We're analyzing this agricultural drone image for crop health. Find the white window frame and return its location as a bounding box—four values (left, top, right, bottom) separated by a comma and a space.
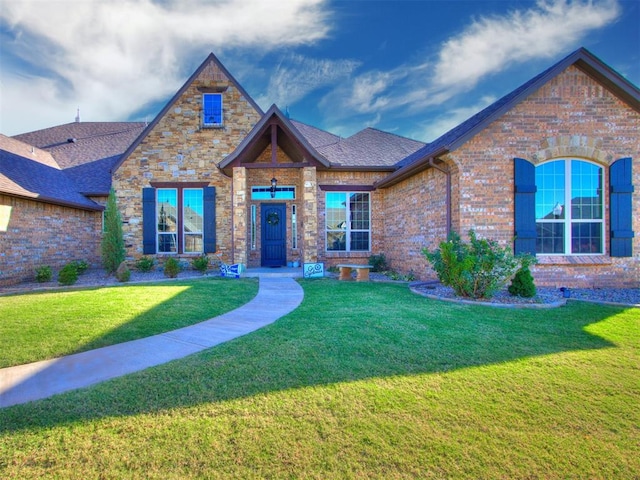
325, 192, 371, 252
202, 93, 223, 127
535, 158, 604, 255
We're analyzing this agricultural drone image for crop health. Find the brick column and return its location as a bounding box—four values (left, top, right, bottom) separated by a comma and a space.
232, 167, 247, 265
302, 167, 318, 263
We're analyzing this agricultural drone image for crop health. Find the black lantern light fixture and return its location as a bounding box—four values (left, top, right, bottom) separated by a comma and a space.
270, 176, 278, 198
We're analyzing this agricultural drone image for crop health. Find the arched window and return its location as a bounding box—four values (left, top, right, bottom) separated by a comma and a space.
535, 159, 603, 254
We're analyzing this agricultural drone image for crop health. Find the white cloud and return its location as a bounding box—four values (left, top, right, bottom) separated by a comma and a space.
412, 96, 497, 143
432, 0, 621, 91
320, 0, 621, 136
255, 54, 360, 109
0, 0, 331, 135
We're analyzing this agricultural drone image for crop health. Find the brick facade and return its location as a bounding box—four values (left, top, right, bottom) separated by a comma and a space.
383, 66, 639, 287
0, 195, 101, 286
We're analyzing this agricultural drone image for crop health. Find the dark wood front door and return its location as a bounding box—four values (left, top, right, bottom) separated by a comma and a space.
261, 203, 286, 267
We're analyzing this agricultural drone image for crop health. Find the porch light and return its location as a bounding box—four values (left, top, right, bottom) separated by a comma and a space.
270, 177, 278, 198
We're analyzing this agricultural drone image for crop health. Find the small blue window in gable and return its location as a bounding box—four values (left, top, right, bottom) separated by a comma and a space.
203, 93, 223, 127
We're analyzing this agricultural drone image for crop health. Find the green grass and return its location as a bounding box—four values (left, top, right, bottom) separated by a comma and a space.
1, 279, 638, 478
0, 277, 258, 368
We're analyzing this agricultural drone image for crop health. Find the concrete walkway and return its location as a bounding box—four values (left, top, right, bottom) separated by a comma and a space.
0, 276, 304, 408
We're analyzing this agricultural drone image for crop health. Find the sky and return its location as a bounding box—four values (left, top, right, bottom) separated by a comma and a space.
0, 0, 638, 142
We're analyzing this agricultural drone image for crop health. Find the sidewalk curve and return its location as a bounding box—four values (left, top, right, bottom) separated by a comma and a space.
0, 277, 303, 408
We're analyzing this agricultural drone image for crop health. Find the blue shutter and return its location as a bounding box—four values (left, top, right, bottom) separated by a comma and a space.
203, 186, 216, 253
514, 158, 537, 256
142, 188, 156, 254
609, 157, 634, 257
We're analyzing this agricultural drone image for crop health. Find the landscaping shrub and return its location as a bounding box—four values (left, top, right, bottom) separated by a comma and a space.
368, 253, 388, 272
58, 262, 79, 286
508, 255, 537, 298
164, 257, 181, 278
35, 265, 52, 283
136, 256, 155, 273
74, 260, 89, 275
115, 261, 131, 283
192, 255, 210, 273
101, 188, 126, 274
422, 230, 519, 299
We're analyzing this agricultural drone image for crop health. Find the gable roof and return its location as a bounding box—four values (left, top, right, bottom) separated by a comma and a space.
113, 53, 264, 173
0, 134, 102, 210
378, 47, 640, 188
219, 104, 331, 171
13, 122, 146, 195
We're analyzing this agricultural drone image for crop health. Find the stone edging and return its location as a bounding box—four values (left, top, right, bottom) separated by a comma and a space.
409, 286, 568, 309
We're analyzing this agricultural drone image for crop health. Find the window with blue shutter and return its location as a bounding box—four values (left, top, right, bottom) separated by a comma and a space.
609, 157, 634, 257
141, 186, 216, 254
513, 158, 537, 256
203, 93, 222, 127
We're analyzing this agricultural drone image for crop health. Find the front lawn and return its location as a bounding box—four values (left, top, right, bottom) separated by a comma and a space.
1, 279, 638, 478
0, 277, 258, 368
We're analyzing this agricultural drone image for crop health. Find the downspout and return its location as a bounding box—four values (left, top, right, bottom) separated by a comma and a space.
428, 158, 452, 234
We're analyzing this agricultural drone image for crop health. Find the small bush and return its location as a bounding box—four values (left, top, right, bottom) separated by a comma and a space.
58, 263, 79, 286
164, 257, 181, 278
422, 230, 519, 299
192, 255, 210, 273
508, 255, 537, 298
35, 265, 53, 283
74, 260, 89, 275
115, 261, 131, 283
136, 256, 155, 273
368, 254, 388, 272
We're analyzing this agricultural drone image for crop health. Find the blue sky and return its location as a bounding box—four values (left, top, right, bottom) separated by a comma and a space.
1, 0, 638, 141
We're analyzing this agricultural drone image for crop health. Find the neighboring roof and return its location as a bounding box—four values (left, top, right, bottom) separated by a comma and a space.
14, 122, 146, 194
114, 53, 264, 173
219, 104, 331, 170
316, 127, 425, 168
380, 48, 640, 188
0, 134, 102, 210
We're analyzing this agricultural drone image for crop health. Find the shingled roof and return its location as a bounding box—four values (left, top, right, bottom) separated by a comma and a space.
0, 135, 102, 210
13, 122, 146, 195
315, 127, 425, 168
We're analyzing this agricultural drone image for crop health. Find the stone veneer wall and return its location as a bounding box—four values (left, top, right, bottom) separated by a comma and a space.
112, 60, 262, 263
384, 66, 639, 287
0, 195, 101, 286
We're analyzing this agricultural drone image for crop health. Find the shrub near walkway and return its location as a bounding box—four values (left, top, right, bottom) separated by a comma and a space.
1, 280, 638, 478
0, 277, 258, 368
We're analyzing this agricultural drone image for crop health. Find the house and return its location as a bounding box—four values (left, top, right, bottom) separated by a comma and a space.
1, 47, 638, 288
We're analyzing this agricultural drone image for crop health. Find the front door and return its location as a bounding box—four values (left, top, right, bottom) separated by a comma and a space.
261, 203, 286, 267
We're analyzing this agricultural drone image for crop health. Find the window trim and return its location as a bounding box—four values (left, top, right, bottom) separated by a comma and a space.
535, 158, 604, 255
325, 191, 371, 253
202, 93, 223, 128
155, 186, 205, 255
